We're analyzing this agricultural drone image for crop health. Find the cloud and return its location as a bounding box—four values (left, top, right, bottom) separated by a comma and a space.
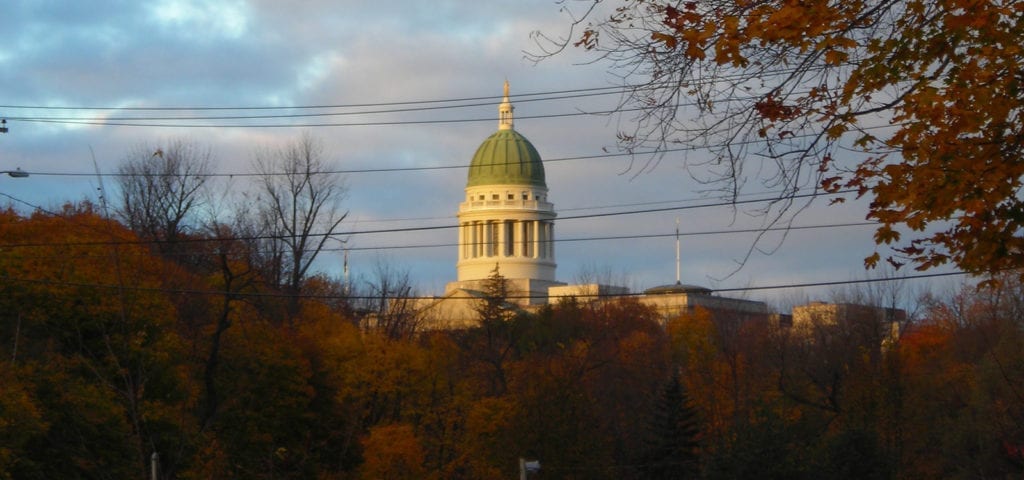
0, 0, 947, 308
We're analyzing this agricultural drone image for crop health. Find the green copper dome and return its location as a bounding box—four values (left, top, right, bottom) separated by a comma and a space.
467, 129, 546, 187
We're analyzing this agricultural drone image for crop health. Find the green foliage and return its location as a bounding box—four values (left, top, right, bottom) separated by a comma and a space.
474, 264, 514, 326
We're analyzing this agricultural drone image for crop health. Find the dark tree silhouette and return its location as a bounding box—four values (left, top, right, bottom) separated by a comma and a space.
643, 372, 701, 479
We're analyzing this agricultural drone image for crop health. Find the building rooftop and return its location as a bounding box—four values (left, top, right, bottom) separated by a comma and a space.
644, 282, 713, 295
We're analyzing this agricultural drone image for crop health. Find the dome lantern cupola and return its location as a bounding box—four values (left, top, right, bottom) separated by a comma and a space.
499, 80, 514, 130
467, 82, 546, 188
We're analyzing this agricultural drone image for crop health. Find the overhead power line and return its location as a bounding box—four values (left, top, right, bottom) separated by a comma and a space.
0, 66, 827, 113
22, 122, 896, 179
0, 221, 878, 261
25, 146, 671, 178
13, 106, 645, 128
0, 189, 858, 250
0, 269, 970, 302
4, 90, 623, 122
0, 85, 628, 112
2, 64, 845, 127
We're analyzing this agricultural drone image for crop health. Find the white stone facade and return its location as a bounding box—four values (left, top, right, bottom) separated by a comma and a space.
456, 183, 556, 283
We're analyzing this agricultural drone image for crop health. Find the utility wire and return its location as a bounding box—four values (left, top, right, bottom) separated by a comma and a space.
0, 65, 828, 113
13, 106, 645, 128
20, 122, 894, 179
2, 64, 848, 127
0, 190, 858, 250
24, 147, 673, 178
5, 90, 623, 122
0, 84, 628, 111
0, 221, 877, 261
0, 269, 971, 301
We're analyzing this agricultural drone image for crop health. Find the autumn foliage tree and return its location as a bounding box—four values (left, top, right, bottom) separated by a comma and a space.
2, 195, 1022, 477
539, 0, 1024, 276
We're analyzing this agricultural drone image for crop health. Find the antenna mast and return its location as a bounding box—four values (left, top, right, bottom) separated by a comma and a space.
675, 218, 681, 285
343, 248, 350, 295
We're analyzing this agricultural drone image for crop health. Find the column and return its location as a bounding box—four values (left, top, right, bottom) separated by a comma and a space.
536, 220, 544, 257
537, 220, 546, 258
521, 221, 532, 258
547, 222, 555, 259
476, 221, 484, 258
459, 222, 466, 259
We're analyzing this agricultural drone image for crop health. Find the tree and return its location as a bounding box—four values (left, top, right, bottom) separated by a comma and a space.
472, 265, 519, 396
642, 373, 701, 479
538, 0, 1024, 276
196, 221, 261, 429
252, 133, 348, 318
116, 138, 210, 259
474, 264, 515, 326
0, 204, 195, 478
359, 424, 429, 480
356, 259, 420, 339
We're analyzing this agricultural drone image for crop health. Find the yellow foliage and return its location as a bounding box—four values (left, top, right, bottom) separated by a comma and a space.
568, 0, 1024, 277
359, 424, 429, 480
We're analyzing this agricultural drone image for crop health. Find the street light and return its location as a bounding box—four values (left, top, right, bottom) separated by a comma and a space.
0, 118, 23, 177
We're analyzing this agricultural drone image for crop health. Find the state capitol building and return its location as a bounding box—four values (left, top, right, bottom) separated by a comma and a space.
413, 82, 769, 327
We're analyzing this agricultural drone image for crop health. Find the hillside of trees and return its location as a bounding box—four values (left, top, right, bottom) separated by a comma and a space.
0, 139, 1022, 478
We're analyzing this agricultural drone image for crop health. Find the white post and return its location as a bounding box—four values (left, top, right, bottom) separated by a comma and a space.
519, 458, 540, 479
151, 452, 159, 480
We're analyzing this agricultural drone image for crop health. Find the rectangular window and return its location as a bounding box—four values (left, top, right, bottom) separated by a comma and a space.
485, 221, 497, 257
462, 223, 469, 259
504, 220, 515, 256
522, 221, 534, 258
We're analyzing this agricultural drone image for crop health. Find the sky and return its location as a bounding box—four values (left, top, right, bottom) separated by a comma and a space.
0, 0, 963, 311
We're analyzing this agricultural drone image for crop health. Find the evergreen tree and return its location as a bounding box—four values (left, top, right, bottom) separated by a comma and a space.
643, 372, 701, 479
472, 265, 519, 396
474, 263, 513, 326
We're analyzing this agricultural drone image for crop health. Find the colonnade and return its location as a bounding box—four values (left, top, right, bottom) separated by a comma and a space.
459, 219, 554, 260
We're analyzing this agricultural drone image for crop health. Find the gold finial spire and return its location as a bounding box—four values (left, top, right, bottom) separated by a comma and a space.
498, 80, 514, 130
